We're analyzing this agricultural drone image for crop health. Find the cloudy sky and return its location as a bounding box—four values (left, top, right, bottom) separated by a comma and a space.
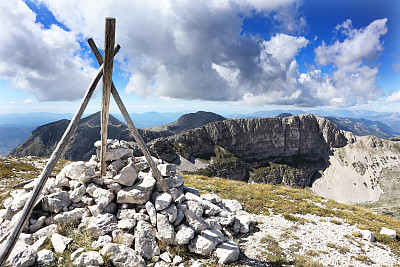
0, 0, 399, 115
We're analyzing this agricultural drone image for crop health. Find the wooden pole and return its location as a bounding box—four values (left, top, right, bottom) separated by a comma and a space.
88, 38, 170, 193
0, 46, 120, 267
100, 17, 116, 177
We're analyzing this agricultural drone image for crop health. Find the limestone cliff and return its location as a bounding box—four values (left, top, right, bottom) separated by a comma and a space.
149, 114, 347, 163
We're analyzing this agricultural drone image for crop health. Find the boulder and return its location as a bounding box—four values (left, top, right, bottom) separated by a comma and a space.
222, 199, 242, 213
63, 161, 87, 180
189, 230, 226, 256
30, 216, 47, 233
51, 233, 72, 253
73, 251, 104, 266
86, 213, 118, 239
145, 201, 157, 226
7, 244, 36, 267
69, 185, 86, 203
157, 164, 176, 177
134, 220, 160, 260
100, 243, 146, 267
234, 210, 253, 234
117, 219, 136, 230
108, 159, 126, 172
93, 188, 115, 212
175, 224, 195, 245
360, 230, 375, 242
159, 204, 177, 223
156, 214, 175, 244
100, 147, 133, 161
33, 224, 58, 239
54, 208, 86, 226
42, 191, 71, 213
91, 235, 112, 250
37, 249, 55, 265
31, 236, 48, 251
117, 174, 156, 205
380, 227, 397, 239
78, 167, 96, 184
154, 192, 172, 211
114, 162, 138, 186
117, 208, 136, 220
215, 241, 240, 264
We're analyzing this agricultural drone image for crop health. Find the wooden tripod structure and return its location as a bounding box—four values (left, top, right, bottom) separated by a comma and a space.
0, 17, 168, 266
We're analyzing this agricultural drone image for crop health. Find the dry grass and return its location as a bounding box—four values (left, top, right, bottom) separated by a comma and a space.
182, 174, 400, 257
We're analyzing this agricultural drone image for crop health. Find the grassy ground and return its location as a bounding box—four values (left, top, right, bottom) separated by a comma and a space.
182, 174, 400, 258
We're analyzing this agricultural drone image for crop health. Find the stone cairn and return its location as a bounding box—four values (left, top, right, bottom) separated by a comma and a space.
0, 139, 254, 266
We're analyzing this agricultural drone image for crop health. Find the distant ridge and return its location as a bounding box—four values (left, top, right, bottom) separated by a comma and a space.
9, 111, 226, 160
146, 111, 226, 134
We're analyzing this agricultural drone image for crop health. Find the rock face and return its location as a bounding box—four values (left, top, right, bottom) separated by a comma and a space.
149, 114, 347, 163
0, 139, 247, 266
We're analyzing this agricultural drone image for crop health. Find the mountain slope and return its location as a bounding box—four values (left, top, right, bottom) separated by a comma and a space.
324, 116, 399, 138
9, 111, 226, 160
146, 111, 226, 134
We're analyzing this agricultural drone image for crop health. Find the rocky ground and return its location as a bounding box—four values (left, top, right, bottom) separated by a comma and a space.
0, 140, 400, 266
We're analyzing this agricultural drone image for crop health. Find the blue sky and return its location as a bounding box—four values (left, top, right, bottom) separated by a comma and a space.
0, 0, 399, 115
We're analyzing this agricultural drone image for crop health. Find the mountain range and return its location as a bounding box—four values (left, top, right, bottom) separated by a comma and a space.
3, 109, 400, 157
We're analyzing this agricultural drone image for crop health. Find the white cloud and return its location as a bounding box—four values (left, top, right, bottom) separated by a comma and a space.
9, 101, 17, 104
1, 1, 388, 108
24, 98, 33, 104
387, 91, 400, 103
306, 18, 388, 106
0, 0, 96, 101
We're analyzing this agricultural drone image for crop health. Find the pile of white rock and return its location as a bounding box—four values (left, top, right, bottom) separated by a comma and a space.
0, 139, 253, 266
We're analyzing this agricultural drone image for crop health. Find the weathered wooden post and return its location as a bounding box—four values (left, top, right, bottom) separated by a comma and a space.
100, 17, 116, 177
0, 45, 121, 266
87, 38, 170, 193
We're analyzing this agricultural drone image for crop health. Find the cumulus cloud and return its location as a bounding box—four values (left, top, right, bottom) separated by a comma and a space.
387, 91, 400, 103
24, 98, 33, 104
0, 0, 96, 101
1, 1, 388, 107
308, 18, 388, 106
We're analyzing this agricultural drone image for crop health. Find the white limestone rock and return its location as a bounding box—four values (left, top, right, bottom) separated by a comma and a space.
100, 243, 146, 267
31, 236, 48, 251
33, 224, 58, 239
201, 193, 222, 204
69, 184, 86, 203
70, 248, 85, 261
360, 229, 375, 242
42, 191, 71, 213
117, 219, 136, 230
157, 163, 176, 177
234, 210, 253, 234
30, 215, 47, 233
91, 235, 112, 250
154, 192, 172, 211
86, 183, 101, 196
117, 208, 136, 220
134, 220, 160, 260
159, 204, 178, 223
93, 188, 115, 212
87, 213, 118, 239
114, 162, 138, 186
73, 251, 104, 266
51, 233, 73, 253
222, 199, 243, 213
37, 249, 55, 265
175, 224, 195, 245
215, 241, 240, 264
380, 227, 397, 239
145, 201, 157, 226
108, 159, 126, 172
116, 174, 156, 205
78, 166, 96, 184
99, 147, 133, 161
157, 214, 175, 244
189, 230, 226, 256
54, 208, 86, 226
160, 251, 172, 263
63, 161, 87, 180
6, 244, 36, 267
